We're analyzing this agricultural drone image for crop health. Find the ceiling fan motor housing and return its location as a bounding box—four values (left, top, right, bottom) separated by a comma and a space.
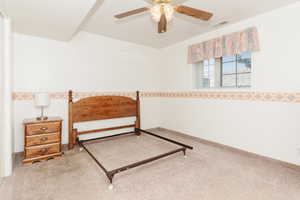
151, 3, 174, 22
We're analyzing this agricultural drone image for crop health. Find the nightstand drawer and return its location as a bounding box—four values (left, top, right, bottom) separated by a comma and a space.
25, 143, 60, 158
26, 132, 60, 146
26, 122, 60, 135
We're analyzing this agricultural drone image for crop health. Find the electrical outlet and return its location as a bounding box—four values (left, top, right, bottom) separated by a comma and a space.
297, 148, 300, 155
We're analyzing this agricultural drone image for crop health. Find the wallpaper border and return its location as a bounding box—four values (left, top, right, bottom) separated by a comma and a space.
13, 91, 300, 103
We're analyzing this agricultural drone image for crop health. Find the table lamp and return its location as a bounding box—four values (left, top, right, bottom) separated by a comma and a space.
34, 93, 50, 120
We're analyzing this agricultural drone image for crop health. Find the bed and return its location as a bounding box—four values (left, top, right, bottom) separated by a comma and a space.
68, 90, 193, 189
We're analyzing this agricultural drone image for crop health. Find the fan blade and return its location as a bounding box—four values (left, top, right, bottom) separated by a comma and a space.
115, 7, 149, 19
158, 13, 167, 33
175, 5, 213, 21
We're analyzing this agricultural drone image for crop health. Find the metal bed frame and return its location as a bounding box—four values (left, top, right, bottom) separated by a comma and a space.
68, 90, 193, 189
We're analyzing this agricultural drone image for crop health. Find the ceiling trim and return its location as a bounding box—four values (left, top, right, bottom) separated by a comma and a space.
70, 0, 105, 40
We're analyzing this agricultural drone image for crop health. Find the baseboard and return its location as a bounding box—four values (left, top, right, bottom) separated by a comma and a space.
157, 127, 300, 172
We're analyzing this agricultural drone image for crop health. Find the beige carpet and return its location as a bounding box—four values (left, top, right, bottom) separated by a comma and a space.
1, 129, 300, 200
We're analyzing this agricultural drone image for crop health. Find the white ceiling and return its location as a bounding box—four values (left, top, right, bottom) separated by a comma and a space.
2, 0, 298, 48
3, 0, 96, 41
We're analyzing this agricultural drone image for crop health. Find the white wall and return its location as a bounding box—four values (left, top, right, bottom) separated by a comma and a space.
13, 32, 163, 152
0, 14, 13, 177
159, 3, 300, 165
0, 13, 4, 178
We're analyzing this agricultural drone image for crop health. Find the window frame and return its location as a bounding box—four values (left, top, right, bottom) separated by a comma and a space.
220, 54, 251, 88
193, 53, 252, 89
203, 59, 216, 88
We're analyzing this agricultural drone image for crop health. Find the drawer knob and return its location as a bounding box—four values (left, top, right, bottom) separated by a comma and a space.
39, 148, 48, 154
40, 137, 48, 142
40, 127, 48, 131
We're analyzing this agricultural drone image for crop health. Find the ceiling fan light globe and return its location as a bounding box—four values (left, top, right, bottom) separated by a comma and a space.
150, 3, 174, 22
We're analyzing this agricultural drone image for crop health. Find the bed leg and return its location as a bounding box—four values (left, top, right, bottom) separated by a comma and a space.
108, 173, 115, 190
77, 138, 83, 152
183, 148, 187, 158
108, 184, 114, 190
135, 128, 141, 136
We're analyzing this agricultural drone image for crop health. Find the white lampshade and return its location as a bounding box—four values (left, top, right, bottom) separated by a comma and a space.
34, 93, 50, 107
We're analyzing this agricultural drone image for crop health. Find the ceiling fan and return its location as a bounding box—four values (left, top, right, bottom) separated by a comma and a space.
114, 0, 213, 33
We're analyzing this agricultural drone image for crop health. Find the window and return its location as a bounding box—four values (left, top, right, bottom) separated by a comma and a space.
193, 52, 251, 88
222, 52, 251, 88
203, 59, 215, 88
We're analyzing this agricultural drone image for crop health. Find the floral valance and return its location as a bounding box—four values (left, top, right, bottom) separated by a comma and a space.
188, 27, 260, 64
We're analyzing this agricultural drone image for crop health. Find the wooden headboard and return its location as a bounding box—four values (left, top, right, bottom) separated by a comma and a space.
68, 90, 140, 149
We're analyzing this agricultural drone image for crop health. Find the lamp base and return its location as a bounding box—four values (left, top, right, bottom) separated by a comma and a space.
36, 116, 48, 121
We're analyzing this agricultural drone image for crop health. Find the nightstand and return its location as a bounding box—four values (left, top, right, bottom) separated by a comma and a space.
23, 117, 63, 164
